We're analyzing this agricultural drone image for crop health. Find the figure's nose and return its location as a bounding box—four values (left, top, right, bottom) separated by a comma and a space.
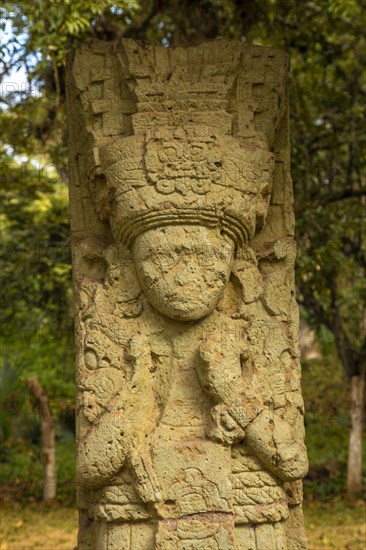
174, 262, 198, 286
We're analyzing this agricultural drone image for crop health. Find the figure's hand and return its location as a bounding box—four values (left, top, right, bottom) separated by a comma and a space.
197, 331, 243, 403
129, 442, 162, 504
121, 334, 158, 442
197, 330, 264, 444
77, 334, 158, 489
245, 408, 309, 481
207, 403, 246, 445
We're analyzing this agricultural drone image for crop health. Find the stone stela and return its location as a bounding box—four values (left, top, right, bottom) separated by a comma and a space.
66, 39, 309, 549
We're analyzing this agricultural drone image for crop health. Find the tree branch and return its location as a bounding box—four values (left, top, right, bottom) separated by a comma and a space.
296, 187, 366, 213
329, 278, 359, 378
297, 280, 332, 331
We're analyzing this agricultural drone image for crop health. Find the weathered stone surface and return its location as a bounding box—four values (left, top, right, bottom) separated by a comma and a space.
66, 39, 308, 549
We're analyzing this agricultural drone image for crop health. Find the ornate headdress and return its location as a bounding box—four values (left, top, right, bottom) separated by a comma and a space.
88, 124, 274, 248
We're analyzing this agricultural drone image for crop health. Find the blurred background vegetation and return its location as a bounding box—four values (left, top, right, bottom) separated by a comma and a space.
0, 1, 365, 544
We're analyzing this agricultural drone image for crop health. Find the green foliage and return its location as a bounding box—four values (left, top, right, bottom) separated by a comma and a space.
0, 147, 75, 502
0, 432, 76, 504
1, 154, 72, 326
0, 354, 26, 442
246, 0, 366, 375
302, 356, 366, 500
0, 0, 365, 502
55, 436, 76, 504
2, 1, 138, 66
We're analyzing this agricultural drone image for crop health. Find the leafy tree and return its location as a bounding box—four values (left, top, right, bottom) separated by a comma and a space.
1, 0, 365, 499
254, 0, 366, 499
0, 147, 74, 500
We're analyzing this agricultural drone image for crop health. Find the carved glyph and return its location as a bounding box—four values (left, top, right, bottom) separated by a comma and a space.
67, 39, 308, 549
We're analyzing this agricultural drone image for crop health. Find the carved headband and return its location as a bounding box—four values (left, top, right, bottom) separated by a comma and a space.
87, 126, 274, 247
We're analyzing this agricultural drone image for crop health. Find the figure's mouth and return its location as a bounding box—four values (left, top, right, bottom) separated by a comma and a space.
158, 293, 217, 321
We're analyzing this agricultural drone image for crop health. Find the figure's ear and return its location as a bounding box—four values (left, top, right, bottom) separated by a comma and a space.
88, 173, 116, 223
231, 249, 264, 305
84, 146, 115, 225
255, 154, 275, 232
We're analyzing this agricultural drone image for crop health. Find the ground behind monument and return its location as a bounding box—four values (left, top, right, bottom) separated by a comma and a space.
1, 500, 365, 549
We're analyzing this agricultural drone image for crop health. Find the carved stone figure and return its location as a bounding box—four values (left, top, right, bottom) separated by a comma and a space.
67, 39, 308, 549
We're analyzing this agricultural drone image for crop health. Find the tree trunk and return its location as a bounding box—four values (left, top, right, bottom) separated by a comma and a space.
346, 371, 365, 498
27, 378, 57, 501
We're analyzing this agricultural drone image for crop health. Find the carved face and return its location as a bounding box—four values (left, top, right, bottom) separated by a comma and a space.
132, 226, 235, 321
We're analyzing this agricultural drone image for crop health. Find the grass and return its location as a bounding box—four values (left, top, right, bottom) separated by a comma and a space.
304, 500, 366, 550
0, 504, 77, 550
0, 500, 364, 549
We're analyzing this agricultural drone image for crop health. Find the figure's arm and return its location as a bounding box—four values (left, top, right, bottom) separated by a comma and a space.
77, 338, 158, 489
77, 391, 132, 489
244, 408, 308, 481
197, 332, 308, 482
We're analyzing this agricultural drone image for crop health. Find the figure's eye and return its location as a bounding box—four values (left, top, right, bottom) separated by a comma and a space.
157, 250, 179, 271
